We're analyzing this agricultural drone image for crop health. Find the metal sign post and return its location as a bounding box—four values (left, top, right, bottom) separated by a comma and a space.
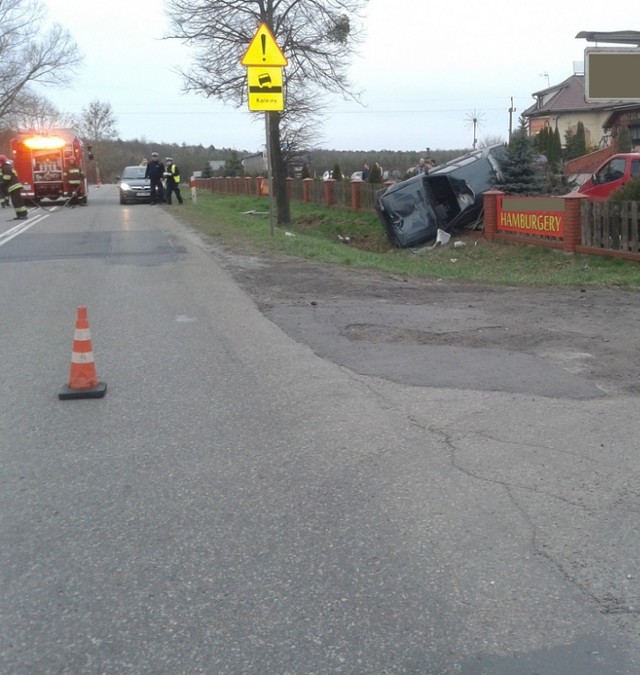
241, 23, 287, 237
265, 112, 275, 237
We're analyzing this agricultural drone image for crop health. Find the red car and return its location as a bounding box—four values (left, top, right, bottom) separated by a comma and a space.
578, 153, 640, 200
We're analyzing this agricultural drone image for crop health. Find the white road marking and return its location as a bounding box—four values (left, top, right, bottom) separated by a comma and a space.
0, 211, 49, 247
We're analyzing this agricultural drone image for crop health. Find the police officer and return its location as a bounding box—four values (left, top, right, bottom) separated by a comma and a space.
0, 154, 28, 219
64, 156, 84, 205
144, 151, 165, 204
164, 157, 183, 205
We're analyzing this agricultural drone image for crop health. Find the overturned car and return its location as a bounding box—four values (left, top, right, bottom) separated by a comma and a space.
374, 144, 507, 248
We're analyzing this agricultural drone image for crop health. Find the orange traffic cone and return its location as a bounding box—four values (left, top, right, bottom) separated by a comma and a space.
58, 306, 107, 400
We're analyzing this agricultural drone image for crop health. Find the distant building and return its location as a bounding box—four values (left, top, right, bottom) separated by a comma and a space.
522, 70, 640, 150
208, 160, 226, 174
242, 152, 267, 175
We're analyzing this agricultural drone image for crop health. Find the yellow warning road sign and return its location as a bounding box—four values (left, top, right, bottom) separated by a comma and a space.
247, 67, 284, 111
241, 23, 287, 67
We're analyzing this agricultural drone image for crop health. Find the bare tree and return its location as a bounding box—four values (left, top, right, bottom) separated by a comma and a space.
8, 92, 77, 132
278, 90, 327, 174
76, 99, 119, 184
165, 0, 367, 225
0, 0, 82, 130
479, 135, 506, 149
77, 99, 118, 142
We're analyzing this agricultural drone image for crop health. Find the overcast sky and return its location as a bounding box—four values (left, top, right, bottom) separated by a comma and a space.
40, 0, 633, 153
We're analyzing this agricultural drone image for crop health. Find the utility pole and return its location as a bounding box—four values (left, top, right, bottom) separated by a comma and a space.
508, 97, 516, 141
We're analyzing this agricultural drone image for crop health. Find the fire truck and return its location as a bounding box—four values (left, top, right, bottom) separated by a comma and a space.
9, 129, 92, 205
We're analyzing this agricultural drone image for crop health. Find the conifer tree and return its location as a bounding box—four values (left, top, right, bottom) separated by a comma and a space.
497, 117, 546, 195
367, 162, 382, 184
616, 124, 633, 153
222, 150, 244, 177
540, 125, 562, 171
552, 127, 563, 167
533, 127, 545, 155
543, 128, 552, 158
575, 121, 587, 156
564, 122, 587, 160
563, 129, 574, 160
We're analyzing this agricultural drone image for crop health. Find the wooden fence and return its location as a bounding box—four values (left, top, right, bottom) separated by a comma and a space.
580, 199, 640, 257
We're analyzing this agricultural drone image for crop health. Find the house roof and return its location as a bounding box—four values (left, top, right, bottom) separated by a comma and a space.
602, 103, 640, 127
522, 74, 620, 118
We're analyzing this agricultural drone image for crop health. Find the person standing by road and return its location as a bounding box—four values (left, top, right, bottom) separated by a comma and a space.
164, 157, 183, 205
0, 154, 28, 219
64, 156, 85, 206
145, 152, 165, 204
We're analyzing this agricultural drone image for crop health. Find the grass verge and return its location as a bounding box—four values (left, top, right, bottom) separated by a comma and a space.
172, 191, 640, 290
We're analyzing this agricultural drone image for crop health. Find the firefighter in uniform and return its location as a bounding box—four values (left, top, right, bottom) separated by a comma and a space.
0, 154, 28, 219
64, 156, 84, 205
1, 160, 10, 208
164, 157, 183, 205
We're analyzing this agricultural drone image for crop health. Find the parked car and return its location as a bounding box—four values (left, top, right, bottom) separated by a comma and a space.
374, 144, 508, 248
322, 170, 346, 181
577, 153, 640, 200
118, 165, 151, 204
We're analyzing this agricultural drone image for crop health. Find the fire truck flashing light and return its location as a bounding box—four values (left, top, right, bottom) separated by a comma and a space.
22, 135, 66, 150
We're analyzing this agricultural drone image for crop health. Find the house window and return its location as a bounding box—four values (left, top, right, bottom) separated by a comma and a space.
530, 118, 549, 134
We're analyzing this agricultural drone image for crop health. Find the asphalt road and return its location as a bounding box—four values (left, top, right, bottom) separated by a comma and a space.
1, 186, 639, 674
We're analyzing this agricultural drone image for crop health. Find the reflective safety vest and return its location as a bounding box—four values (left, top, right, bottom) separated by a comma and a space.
1, 162, 22, 194
67, 166, 82, 186
167, 163, 180, 184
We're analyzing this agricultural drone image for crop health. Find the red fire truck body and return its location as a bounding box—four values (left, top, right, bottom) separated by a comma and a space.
10, 129, 90, 205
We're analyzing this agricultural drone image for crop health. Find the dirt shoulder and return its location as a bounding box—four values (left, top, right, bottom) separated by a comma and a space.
207, 244, 640, 398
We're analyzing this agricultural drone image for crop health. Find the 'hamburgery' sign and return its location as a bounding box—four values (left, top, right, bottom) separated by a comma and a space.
497, 196, 565, 238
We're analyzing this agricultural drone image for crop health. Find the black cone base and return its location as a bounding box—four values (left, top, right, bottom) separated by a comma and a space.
58, 381, 107, 400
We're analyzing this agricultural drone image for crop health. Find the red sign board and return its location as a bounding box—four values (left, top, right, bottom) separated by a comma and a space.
497, 196, 565, 238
